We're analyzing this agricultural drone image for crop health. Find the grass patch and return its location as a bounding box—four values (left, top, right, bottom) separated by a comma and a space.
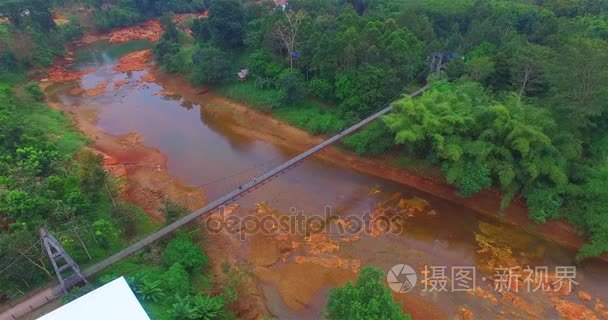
216, 81, 346, 135
274, 103, 345, 135
26, 103, 87, 156
215, 81, 282, 111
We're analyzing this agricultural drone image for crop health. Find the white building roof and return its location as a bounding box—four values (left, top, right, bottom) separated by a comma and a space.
38, 277, 150, 320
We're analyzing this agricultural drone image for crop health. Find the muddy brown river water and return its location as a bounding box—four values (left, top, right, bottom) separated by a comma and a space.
46, 40, 608, 319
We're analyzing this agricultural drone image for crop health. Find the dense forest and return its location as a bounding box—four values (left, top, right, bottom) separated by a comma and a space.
151, 0, 608, 260
1, 0, 608, 318
0, 2, 240, 318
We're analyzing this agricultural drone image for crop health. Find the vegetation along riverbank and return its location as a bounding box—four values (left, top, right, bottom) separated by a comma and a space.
1, 0, 608, 319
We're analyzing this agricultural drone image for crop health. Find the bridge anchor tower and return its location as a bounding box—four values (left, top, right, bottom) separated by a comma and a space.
40, 228, 88, 294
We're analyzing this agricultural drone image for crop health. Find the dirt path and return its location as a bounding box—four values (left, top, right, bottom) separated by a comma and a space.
0, 288, 60, 320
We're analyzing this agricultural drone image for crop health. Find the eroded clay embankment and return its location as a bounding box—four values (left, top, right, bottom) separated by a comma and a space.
41, 39, 608, 318
47, 99, 205, 219
151, 71, 590, 256
42, 45, 268, 319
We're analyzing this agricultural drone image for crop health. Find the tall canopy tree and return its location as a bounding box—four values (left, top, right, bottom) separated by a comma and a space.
207, 0, 246, 49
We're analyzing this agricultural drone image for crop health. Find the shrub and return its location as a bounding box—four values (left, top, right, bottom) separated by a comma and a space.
191, 295, 225, 320
278, 69, 306, 105
190, 44, 232, 85
325, 266, 410, 320
170, 298, 198, 320
163, 233, 209, 272
58, 19, 85, 42
25, 82, 44, 101
137, 279, 165, 303
308, 78, 333, 100
77, 151, 106, 199
343, 121, 394, 156
247, 49, 273, 77
160, 199, 188, 225
163, 263, 191, 296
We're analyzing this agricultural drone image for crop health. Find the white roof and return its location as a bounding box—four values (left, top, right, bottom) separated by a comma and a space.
38, 277, 150, 320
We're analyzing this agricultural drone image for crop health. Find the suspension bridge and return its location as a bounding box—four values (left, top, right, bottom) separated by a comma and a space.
1, 62, 439, 319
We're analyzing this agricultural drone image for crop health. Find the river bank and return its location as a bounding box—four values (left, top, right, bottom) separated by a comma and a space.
35, 32, 608, 319
52, 8, 596, 262
151, 69, 591, 257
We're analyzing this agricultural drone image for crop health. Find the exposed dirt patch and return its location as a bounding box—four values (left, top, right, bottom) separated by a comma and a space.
141, 72, 156, 83
152, 88, 177, 96
458, 307, 474, 320
201, 206, 270, 320
114, 49, 152, 73
52, 12, 70, 25
237, 203, 362, 313
46, 100, 205, 220
173, 11, 208, 25
551, 297, 599, 320
113, 79, 129, 89
109, 19, 163, 44
255, 263, 355, 311
46, 65, 92, 83
85, 81, 109, 97
68, 86, 85, 96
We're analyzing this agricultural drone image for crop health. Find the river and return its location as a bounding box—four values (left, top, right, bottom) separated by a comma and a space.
46, 40, 608, 319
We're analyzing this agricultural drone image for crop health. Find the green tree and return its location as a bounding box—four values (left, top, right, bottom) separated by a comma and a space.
278, 69, 306, 105
25, 82, 44, 101
77, 151, 106, 199
510, 43, 552, 97
343, 121, 394, 156
191, 18, 211, 42
163, 233, 209, 272
384, 81, 573, 214
567, 165, 608, 260
307, 78, 333, 100
464, 55, 495, 82
170, 298, 198, 320
325, 266, 410, 320
335, 66, 399, 118
207, 0, 246, 49
92, 218, 120, 249
549, 38, 608, 128
190, 44, 232, 85
247, 49, 274, 78
160, 198, 188, 225
154, 21, 182, 72
0, 0, 55, 29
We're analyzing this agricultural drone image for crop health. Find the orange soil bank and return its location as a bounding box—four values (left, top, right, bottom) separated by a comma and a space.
114, 49, 152, 72
109, 20, 163, 44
